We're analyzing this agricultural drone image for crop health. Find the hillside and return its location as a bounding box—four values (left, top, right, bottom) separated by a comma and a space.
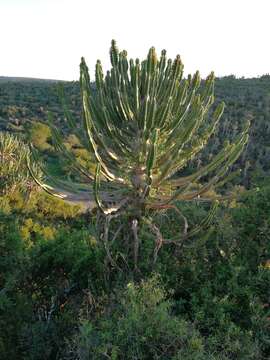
1, 75, 270, 187
0, 76, 61, 83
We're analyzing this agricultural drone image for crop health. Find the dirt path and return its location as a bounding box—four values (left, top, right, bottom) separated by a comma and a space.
55, 188, 96, 212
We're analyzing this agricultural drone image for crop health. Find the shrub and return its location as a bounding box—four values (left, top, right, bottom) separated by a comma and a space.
70, 276, 211, 360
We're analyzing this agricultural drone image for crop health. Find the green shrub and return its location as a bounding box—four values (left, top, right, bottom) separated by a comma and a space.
27, 121, 52, 152
0, 214, 31, 359
71, 276, 210, 360
154, 190, 270, 359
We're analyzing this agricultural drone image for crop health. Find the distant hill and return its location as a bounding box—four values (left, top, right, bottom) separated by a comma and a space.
0, 76, 63, 83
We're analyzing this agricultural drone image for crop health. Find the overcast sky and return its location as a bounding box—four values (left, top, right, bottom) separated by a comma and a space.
1, 0, 269, 80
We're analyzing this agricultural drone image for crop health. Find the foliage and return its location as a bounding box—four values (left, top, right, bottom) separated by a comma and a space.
0, 187, 81, 219
155, 190, 270, 359
0, 214, 30, 359
0, 131, 41, 195
0, 186, 269, 359
27, 121, 52, 152
0, 208, 103, 360
71, 276, 210, 360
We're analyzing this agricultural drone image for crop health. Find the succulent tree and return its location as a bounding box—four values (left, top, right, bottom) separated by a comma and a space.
28, 41, 249, 268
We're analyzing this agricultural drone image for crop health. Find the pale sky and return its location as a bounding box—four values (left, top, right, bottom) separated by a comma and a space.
1, 0, 270, 81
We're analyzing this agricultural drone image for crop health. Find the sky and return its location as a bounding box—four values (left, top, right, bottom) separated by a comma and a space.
0, 0, 270, 81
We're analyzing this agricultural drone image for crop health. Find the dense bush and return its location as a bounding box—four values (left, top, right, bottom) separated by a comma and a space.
155, 189, 270, 359
0, 209, 104, 359
0, 186, 269, 359
0, 131, 41, 195
69, 276, 210, 360
27, 121, 52, 152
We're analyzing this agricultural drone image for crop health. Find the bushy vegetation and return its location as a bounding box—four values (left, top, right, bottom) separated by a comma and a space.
1, 184, 269, 359
0, 132, 41, 196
